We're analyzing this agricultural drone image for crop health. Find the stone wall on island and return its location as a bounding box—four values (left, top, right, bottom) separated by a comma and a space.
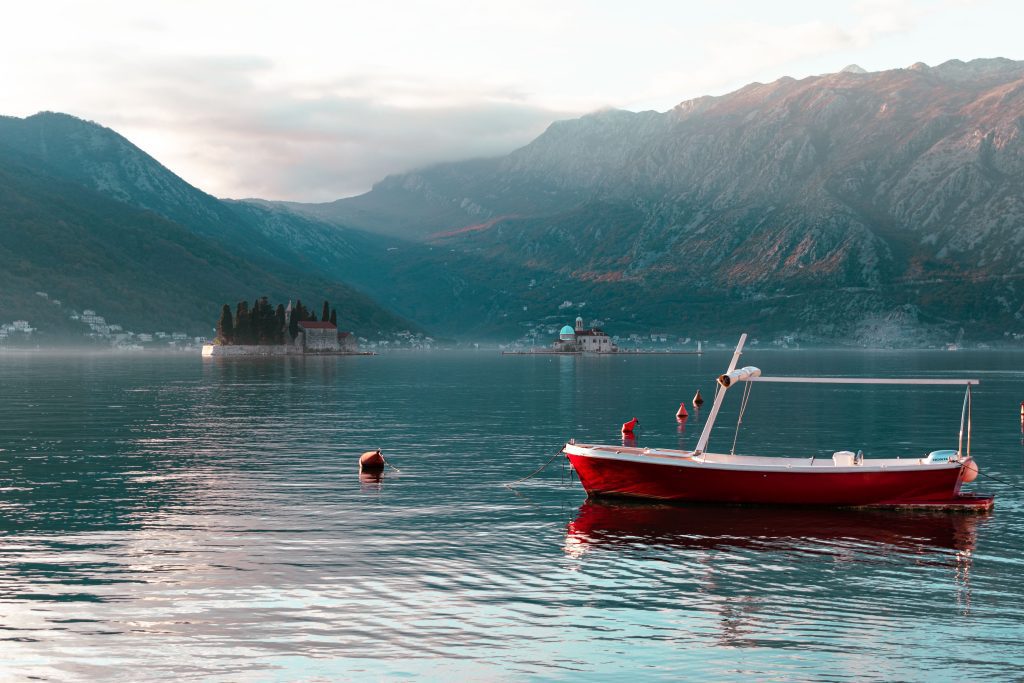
201, 341, 368, 357
201, 344, 297, 357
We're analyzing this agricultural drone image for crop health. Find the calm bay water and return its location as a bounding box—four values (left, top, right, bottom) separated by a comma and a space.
0, 349, 1022, 680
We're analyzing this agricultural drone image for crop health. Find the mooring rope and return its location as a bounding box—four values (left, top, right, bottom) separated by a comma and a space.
381, 455, 401, 473
970, 467, 1024, 494
505, 447, 565, 487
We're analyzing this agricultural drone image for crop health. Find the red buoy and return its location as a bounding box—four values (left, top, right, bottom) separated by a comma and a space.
676, 402, 688, 419
621, 417, 639, 434
693, 390, 704, 408
359, 448, 385, 472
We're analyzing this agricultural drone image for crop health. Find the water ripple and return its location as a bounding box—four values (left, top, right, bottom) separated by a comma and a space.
0, 351, 1021, 679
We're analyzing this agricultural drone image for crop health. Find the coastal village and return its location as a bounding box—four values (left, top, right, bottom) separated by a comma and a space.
1, 292, 997, 353
0, 291, 204, 350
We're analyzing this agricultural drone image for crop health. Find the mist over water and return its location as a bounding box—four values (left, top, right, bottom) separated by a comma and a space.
0, 351, 1021, 680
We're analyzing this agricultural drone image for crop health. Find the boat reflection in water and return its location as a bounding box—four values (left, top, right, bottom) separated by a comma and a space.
566, 499, 987, 616
565, 499, 987, 573
566, 499, 986, 556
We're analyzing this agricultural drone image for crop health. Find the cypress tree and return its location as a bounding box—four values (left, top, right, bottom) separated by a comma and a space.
275, 304, 286, 344
217, 304, 234, 344
329, 308, 337, 326
322, 301, 330, 324
235, 301, 251, 345
257, 296, 272, 344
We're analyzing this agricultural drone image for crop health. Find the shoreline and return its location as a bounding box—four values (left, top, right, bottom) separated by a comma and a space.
201, 344, 372, 357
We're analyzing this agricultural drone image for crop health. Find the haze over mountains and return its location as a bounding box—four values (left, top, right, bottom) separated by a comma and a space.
2, 58, 1023, 346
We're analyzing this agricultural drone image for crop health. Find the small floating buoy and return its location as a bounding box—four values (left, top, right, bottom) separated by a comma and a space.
693, 390, 704, 408
359, 448, 385, 472
961, 459, 979, 483
621, 417, 639, 434
676, 402, 688, 419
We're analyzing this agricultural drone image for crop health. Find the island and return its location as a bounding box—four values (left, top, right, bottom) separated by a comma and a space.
201, 297, 368, 356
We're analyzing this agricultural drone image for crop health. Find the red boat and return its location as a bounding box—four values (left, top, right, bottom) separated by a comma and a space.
564, 334, 993, 510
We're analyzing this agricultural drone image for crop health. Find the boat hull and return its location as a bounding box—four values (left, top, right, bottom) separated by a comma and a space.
566, 450, 970, 507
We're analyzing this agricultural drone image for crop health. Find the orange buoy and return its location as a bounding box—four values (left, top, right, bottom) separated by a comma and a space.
359, 448, 385, 472
961, 459, 979, 483
621, 417, 639, 434
676, 402, 688, 419
692, 390, 704, 408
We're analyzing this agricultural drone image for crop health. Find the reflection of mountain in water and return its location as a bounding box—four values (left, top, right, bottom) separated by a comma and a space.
566, 499, 985, 556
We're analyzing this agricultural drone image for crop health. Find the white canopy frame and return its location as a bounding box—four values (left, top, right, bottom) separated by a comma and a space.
692, 334, 980, 458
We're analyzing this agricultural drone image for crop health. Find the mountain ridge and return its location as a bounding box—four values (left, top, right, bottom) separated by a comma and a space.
265, 58, 1024, 344
4, 58, 1024, 345
0, 113, 417, 340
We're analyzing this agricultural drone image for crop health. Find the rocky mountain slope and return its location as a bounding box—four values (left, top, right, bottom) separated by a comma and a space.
286, 58, 1024, 345
0, 114, 414, 339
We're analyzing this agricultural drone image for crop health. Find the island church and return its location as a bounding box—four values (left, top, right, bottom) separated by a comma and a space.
286, 301, 358, 353
552, 316, 617, 353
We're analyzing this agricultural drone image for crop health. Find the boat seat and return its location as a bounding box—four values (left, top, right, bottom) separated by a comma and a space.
832, 451, 857, 466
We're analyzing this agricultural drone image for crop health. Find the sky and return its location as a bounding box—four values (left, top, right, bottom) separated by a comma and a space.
1, 0, 1022, 202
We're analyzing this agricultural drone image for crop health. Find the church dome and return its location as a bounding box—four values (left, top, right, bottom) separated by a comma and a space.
559, 325, 576, 341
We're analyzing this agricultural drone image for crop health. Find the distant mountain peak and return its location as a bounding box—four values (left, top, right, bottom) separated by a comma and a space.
839, 64, 867, 74
929, 57, 1024, 82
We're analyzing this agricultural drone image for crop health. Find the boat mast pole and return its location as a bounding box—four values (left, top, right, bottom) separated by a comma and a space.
694, 333, 747, 456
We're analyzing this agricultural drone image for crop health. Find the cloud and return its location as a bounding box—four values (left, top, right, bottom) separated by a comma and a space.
3, 0, 1020, 201
629, 1, 933, 109
94, 56, 576, 202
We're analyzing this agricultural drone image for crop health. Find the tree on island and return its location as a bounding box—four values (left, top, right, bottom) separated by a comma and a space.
217, 304, 234, 344
216, 295, 342, 345
252, 296, 277, 344
234, 301, 252, 345
275, 304, 286, 344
